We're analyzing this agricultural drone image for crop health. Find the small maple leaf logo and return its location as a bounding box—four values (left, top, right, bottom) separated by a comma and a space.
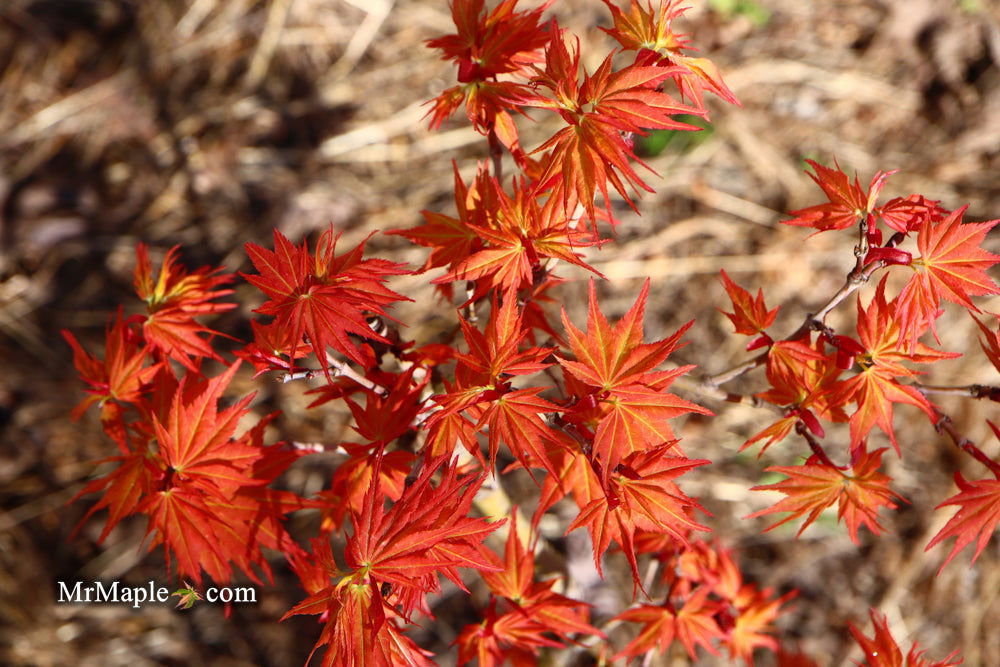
172, 582, 203, 610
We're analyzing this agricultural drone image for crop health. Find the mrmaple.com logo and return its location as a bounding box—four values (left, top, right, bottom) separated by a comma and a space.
57, 580, 257, 609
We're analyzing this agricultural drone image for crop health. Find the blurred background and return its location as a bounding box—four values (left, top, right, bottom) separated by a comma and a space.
1, 0, 999, 664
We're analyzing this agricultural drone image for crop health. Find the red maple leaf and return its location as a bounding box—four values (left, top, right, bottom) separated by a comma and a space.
614, 587, 723, 661
63, 312, 162, 444
282, 550, 436, 667
344, 456, 502, 617
243, 228, 410, 372
876, 194, 947, 234
567, 443, 710, 583
434, 177, 602, 292
287, 458, 502, 665
133, 244, 235, 370
528, 31, 703, 223
718, 269, 778, 345
426, 297, 563, 472
460, 513, 601, 665
425, 0, 549, 147
69, 364, 311, 586
926, 470, 1000, 571
136, 364, 307, 585
558, 279, 710, 479
483, 513, 602, 638
600, 0, 740, 109
784, 160, 896, 232
849, 609, 962, 667
456, 598, 562, 667
896, 205, 1000, 339
748, 447, 904, 544
835, 280, 956, 451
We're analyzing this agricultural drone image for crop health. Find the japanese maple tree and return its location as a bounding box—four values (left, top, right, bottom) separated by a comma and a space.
62, 0, 994, 664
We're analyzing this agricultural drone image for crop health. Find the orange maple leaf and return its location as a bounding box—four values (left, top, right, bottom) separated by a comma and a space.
529, 31, 703, 222
784, 160, 896, 232
718, 269, 779, 340
134, 244, 235, 370
243, 228, 410, 372
600, 0, 741, 109
559, 279, 710, 479
567, 443, 710, 583
748, 447, 904, 544
835, 280, 956, 452
434, 177, 602, 292
614, 587, 723, 661
849, 609, 962, 667
926, 470, 1000, 571
896, 205, 1000, 339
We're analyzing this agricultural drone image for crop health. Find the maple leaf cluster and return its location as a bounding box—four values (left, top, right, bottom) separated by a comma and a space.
62, 1, 992, 665
64, 251, 310, 587
718, 160, 1000, 573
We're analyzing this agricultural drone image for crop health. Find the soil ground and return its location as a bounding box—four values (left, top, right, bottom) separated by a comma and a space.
2, 1, 999, 665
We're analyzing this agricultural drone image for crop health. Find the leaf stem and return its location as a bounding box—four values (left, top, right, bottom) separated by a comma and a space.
794, 420, 844, 470
932, 411, 1000, 478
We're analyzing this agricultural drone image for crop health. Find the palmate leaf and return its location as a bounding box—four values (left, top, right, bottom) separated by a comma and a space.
614, 587, 723, 661
529, 31, 703, 222
718, 269, 778, 338
482, 513, 602, 637
345, 456, 502, 616
599, 0, 741, 109
913, 205, 1000, 308
243, 228, 410, 372
63, 313, 162, 445
784, 160, 895, 232
71, 453, 158, 542
136, 364, 306, 585
896, 205, 1000, 339
427, 0, 550, 80
926, 470, 1000, 571
476, 388, 566, 477
150, 363, 258, 495
457, 599, 562, 667
836, 281, 956, 452
559, 280, 710, 479
849, 609, 962, 667
283, 577, 435, 667
434, 177, 602, 292
567, 444, 710, 583
134, 244, 235, 370
141, 485, 255, 586
837, 367, 935, 456
748, 447, 903, 544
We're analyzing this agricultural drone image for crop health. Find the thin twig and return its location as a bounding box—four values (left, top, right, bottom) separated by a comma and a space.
704, 222, 890, 389
325, 354, 388, 395
914, 383, 1000, 401
278, 355, 388, 396
703, 354, 766, 387
279, 368, 317, 382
